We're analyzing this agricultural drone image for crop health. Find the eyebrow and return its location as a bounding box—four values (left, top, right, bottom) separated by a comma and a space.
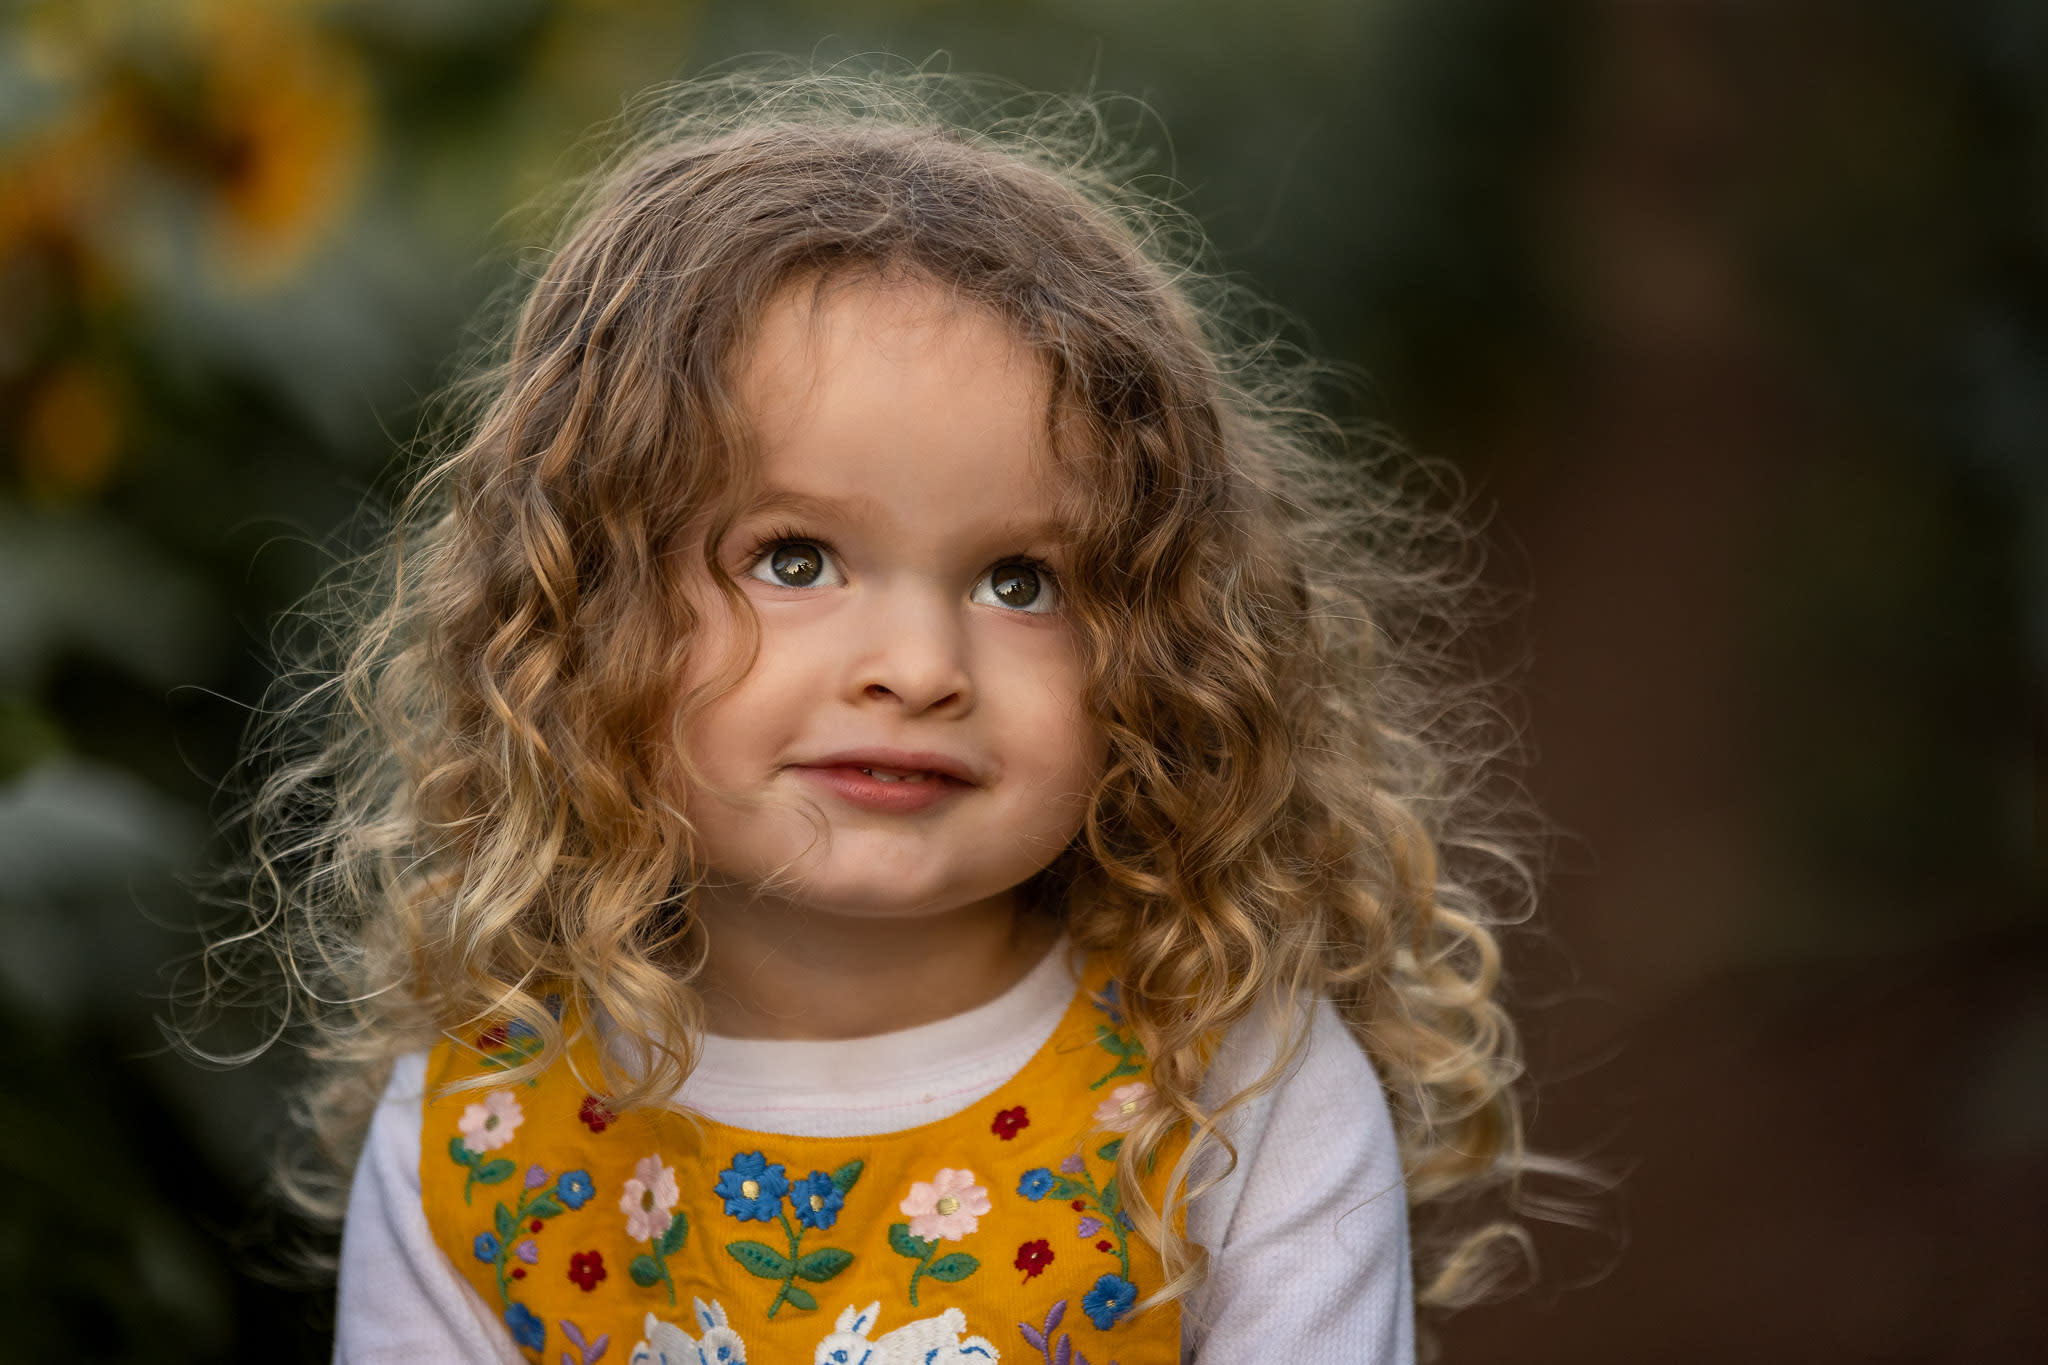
737, 487, 881, 527
737, 486, 1077, 549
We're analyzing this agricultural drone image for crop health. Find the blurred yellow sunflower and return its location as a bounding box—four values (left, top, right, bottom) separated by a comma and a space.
189, 2, 372, 285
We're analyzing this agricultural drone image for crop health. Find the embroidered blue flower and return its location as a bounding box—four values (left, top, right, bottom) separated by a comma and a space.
1082, 1272, 1138, 1330
542, 992, 564, 1020
715, 1150, 790, 1221
506, 1018, 539, 1042
1018, 1167, 1056, 1201
790, 1170, 844, 1230
555, 1169, 595, 1210
1097, 980, 1124, 1024
472, 1232, 500, 1263
504, 1302, 545, 1350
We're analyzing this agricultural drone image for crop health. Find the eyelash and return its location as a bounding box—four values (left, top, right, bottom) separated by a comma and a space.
737, 527, 1061, 606
740, 524, 829, 572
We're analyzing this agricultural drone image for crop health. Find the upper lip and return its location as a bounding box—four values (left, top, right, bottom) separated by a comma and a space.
797, 748, 982, 785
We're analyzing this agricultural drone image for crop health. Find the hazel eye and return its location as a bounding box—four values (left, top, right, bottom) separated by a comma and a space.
748, 539, 841, 589
972, 560, 1058, 614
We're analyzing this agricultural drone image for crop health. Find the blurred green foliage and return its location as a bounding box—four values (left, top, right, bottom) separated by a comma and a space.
0, 0, 2039, 1358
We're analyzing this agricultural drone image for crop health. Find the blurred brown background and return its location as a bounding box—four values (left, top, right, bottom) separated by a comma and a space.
1, 1, 2040, 1360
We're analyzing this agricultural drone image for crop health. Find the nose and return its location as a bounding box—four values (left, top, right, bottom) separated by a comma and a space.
848, 584, 972, 714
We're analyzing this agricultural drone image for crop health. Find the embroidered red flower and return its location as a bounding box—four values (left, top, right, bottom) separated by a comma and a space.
990, 1105, 1029, 1140
1096, 1239, 1114, 1253
1014, 1238, 1054, 1281
1071, 1199, 1087, 1212
529, 1219, 544, 1233
579, 1094, 615, 1133
478, 1024, 511, 1051
510, 1267, 526, 1280
567, 1250, 606, 1291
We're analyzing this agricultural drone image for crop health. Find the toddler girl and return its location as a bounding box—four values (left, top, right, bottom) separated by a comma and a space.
255, 73, 1536, 1364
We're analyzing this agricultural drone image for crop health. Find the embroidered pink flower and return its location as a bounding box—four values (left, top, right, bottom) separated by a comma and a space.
619, 1154, 679, 1241
1058, 1153, 1086, 1175
990, 1105, 1029, 1140
1093, 1081, 1153, 1131
458, 1091, 524, 1153
899, 1168, 991, 1242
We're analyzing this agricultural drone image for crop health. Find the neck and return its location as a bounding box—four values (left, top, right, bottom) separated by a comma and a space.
687, 888, 1060, 1040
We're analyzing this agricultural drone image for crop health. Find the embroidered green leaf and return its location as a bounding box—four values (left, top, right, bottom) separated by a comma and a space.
782, 1285, 818, 1312
1101, 1176, 1121, 1216
493, 1202, 516, 1241
725, 1240, 792, 1280
1048, 1178, 1086, 1203
794, 1247, 853, 1283
1094, 1026, 1130, 1057
525, 1195, 564, 1221
656, 1212, 689, 1258
474, 1159, 515, 1187
1097, 1138, 1124, 1162
448, 1137, 479, 1168
629, 1254, 664, 1288
480, 1037, 543, 1068
830, 1160, 865, 1194
925, 1253, 979, 1283
888, 1222, 934, 1260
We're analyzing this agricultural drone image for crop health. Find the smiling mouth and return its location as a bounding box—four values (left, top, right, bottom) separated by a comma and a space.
858, 767, 930, 783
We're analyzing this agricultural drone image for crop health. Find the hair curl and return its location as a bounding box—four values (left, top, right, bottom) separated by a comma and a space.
212, 64, 1553, 1337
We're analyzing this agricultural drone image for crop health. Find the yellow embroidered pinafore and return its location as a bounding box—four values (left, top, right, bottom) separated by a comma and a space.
419, 962, 1184, 1363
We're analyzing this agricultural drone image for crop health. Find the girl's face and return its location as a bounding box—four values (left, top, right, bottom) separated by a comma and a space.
678, 277, 1103, 925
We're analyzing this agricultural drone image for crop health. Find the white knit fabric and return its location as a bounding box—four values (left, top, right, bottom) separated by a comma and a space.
334, 945, 1414, 1362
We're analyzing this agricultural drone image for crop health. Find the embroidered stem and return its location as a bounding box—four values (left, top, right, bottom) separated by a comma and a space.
764, 1208, 804, 1319
489, 1187, 547, 1306
648, 1236, 676, 1306
906, 1241, 936, 1307
1048, 1166, 1130, 1281
1088, 1024, 1146, 1090
1083, 1170, 1130, 1280
448, 1136, 515, 1206
629, 1210, 688, 1304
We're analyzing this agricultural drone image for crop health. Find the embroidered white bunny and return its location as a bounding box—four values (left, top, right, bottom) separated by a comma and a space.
812, 1301, 1000, 1364
629, 1297, 750, 1365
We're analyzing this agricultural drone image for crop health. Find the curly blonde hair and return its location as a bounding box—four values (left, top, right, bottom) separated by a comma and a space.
218, 68, 1547, 1334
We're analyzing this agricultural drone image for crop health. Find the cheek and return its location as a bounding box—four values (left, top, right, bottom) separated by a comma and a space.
676, 582, 746, 690
1020, 638, 1106, 792
673, 589, 762, 777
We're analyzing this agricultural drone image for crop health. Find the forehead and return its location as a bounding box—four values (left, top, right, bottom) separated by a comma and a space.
731, 277, 1072, 537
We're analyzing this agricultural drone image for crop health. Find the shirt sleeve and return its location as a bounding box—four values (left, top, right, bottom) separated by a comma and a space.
1181, 997, 1415, 1364
333, 1051, 525, 1365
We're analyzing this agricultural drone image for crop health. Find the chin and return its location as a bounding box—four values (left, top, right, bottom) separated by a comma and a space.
772, 864, 1000, 921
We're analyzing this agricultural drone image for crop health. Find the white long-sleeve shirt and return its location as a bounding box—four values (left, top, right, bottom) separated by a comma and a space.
334, 944, 1414, 1362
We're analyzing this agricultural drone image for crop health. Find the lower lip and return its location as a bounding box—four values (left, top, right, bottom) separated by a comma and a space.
792, 766, 969, 813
